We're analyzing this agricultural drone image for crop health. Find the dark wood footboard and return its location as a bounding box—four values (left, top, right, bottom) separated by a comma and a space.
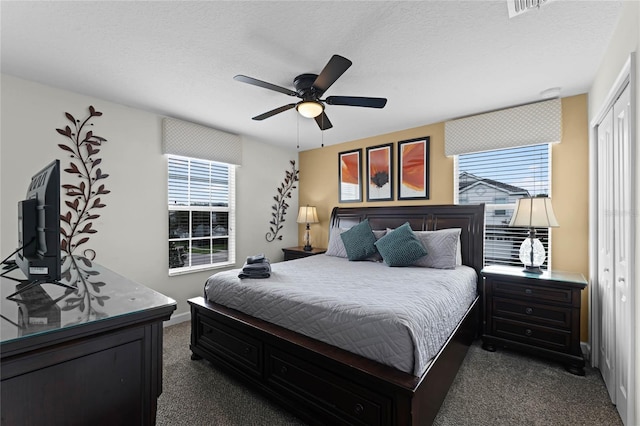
189, 295, 479, 426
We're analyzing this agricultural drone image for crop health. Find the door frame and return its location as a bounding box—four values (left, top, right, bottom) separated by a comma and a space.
589, 52, 636, 425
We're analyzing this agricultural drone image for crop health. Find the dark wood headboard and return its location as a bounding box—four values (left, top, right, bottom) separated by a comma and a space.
330, 204, 485, 279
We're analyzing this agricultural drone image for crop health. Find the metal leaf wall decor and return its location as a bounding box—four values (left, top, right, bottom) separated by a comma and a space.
56, 105, 110, 314
266, 160, 299, 242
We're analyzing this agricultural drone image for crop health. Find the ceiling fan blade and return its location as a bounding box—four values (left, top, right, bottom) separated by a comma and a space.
312, 55, 352, 95
234, 75, 298, 97
314, 112, 333, 130
325, 96, 387, 108
252, 104, 297, 121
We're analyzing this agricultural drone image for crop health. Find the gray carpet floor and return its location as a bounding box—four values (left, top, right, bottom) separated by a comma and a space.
157, 321, 622, 425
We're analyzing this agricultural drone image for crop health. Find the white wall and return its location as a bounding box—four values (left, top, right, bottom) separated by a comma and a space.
587, 0, 639, 421
0, 74, 299, 317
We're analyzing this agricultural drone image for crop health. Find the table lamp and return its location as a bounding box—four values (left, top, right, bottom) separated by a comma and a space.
297, 205, 319, 251
509, 197, 559, 274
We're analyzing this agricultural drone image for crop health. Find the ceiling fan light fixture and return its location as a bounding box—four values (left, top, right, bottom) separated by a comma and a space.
296, 101, 324, 118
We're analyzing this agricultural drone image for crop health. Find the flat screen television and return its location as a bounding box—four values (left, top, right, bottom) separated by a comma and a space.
15, 159, 62, 283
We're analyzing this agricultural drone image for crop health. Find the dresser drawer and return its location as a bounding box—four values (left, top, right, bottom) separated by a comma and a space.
493, 297, 572, 329
195, 314, 263, 377
266, 348, 391, 426
491, 279, 573, 305
492, 317, 571, 352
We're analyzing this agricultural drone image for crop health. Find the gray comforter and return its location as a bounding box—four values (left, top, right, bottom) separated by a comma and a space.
204, 254, 477, 376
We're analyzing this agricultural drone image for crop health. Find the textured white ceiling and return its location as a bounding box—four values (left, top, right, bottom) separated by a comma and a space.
0, 1, 623, 151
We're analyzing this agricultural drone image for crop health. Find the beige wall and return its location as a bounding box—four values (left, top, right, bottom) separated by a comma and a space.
299, 122, 451, 248
551, 95, 590, 340
299, 94, 590, 341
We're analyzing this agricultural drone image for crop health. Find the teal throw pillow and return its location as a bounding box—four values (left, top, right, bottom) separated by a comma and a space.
340, 219, 378, 261
375, 222, 428, 267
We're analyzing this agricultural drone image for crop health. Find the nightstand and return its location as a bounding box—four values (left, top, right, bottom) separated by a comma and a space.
481, 265, 587, 375
282, 246, 326, 261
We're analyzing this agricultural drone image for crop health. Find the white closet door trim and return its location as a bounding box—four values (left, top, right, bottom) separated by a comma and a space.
589, 52, 636, 426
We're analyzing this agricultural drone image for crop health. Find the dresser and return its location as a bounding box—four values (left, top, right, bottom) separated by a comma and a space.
1, 257, 176, 425
481, 265, 587, 375
282, 246, 326, 261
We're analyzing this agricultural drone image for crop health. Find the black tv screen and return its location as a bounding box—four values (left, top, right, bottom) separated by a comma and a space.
15, 159, 61, 282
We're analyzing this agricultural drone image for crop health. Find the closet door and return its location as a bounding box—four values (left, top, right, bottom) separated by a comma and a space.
613, 84, 631, 422
597, 106, 616, 401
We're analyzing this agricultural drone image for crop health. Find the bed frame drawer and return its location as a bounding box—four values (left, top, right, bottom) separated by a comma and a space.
194, 313, 263, 377
266, 348, 392, 426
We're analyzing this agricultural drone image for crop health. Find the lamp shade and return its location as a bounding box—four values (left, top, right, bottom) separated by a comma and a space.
296, 101, 324, 118
297, 206, 319, 224
509, 197, 559, 228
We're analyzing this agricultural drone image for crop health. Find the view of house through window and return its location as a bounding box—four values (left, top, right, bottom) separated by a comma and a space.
456, 144, 551, 268
168, 155, 235, 274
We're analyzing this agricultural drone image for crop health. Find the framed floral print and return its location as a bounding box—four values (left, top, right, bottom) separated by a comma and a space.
338, 149, 362, 203
366, 143, 393, 201
398, 136, 430, 200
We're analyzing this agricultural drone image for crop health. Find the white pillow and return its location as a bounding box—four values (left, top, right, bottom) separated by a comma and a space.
413, 228, 462, 269
325, 227, 348, 258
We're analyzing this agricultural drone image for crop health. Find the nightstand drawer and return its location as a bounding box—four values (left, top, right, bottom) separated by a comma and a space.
493, 297, 571, 329
492, 317, 571, 352
492, 279, 573, 305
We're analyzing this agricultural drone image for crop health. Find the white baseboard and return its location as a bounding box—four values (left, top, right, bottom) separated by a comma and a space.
164, 310, 191, 327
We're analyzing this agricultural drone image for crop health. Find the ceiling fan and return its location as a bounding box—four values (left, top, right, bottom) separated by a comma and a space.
234, 54, 387, 131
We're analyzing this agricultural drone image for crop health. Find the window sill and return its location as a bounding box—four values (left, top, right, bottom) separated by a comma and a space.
168, 261, 236, 277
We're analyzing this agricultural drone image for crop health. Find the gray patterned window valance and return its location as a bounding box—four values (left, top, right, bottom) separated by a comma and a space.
444, 98, 561, 157
162, 118, 242, 165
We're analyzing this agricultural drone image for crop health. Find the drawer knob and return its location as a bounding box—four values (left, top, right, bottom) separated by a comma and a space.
525, 289, 533, 295
243, 347, 251, 355
353, 403, 364, 415
525, 307, 533, 315
525, 329, 533, 337
280, 365, 288, 375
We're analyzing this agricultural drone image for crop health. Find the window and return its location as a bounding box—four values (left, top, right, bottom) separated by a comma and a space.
494, 197, 507, 216
455, 144, 551, 269
168, 155, 235, 274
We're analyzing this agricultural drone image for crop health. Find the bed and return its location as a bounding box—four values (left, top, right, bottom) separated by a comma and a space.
189, 204, 485, 425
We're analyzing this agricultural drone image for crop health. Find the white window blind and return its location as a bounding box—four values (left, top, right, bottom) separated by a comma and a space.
456, 144, 551, 268
168, 155, 236, 274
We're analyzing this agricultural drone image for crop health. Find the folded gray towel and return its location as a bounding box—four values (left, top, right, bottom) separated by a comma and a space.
238, 271, 271, 279
242, 262, 271, 272
238, 258, 271, 279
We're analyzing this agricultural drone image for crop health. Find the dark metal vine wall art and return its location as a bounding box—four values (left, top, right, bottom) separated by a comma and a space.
266, 160, 299, 242
56, 105, 110, 320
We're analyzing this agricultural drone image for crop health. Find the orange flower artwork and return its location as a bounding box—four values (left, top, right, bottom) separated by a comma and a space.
401, 142, 425, 191
341, 152, 359, 185
369, 148, 389, 188
366, 144, 393, 201
399, 137, 429, 200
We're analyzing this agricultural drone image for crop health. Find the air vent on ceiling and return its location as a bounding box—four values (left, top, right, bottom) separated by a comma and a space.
507, 0, 552, 18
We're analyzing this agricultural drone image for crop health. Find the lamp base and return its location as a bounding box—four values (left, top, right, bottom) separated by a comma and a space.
303, 244, 313, 252
523, 265, 543, 274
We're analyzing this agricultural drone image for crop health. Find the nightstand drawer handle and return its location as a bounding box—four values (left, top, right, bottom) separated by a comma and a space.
525, 289, 533, 295
353, 403, 364, 415
525, 307, 533, 315
280, 365, 288, 375
525, 329, 533, 337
